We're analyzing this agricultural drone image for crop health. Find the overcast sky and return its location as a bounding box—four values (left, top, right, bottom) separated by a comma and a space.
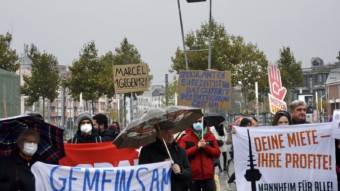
1, 0, 339, 85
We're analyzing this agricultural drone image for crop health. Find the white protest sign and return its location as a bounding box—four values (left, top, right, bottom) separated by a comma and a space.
232, 123, 337, 191
331, 109, 340, 139
268, 93, 287, 114
32, 161, 171, 191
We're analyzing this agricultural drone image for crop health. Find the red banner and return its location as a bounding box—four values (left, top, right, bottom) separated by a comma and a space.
59, 142, 139, 167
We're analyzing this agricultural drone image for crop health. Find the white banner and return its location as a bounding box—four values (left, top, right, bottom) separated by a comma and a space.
233, 123, 337, 191
331, 110, 340, 139
32, 161, 172, 191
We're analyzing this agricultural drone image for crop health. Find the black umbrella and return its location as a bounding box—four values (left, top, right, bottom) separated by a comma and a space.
113, 105, 203, 149
204, 112, 225, 127
0, 115, 65, 164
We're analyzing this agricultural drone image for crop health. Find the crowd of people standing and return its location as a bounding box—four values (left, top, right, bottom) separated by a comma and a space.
1, 99, 339, 191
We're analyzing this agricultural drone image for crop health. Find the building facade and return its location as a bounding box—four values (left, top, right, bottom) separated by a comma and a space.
295, 58, 338, 99
325, 68, 340, 118
294, 56, 340, 119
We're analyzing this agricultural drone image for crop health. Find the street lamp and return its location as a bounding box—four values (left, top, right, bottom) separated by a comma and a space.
255, 81, 259, 117
207, 0, 212, 69
177, 0, 189, 70
187, 44, 209, 56
186, 0, 206, 2
177, 0, 212, 70
236, 101, 242, 114
320, 95, 326, 122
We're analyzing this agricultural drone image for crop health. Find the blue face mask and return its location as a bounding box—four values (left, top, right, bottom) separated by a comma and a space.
193, 122, 203, 131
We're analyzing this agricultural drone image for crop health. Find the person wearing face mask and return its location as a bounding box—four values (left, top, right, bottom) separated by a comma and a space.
67, 112, 102, 143
178, 117, 221, 191
0, 129, 42, 191
93, 113, 116, 142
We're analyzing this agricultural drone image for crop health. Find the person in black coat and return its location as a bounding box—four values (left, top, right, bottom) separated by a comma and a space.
139, 121, 192, 191
93, 113, 117, 142
335, 139, 340, 191
68, 112, 102, 143
0, 129, 42, 191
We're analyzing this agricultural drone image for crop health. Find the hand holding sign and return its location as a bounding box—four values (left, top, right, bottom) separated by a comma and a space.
268, 65, 287, 101
171, 163, 181, 174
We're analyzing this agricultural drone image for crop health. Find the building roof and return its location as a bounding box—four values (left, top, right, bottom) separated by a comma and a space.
0, 68, 19, 77
152, 86, 165, 96
18, 56, 32, 69
325, 68, 340, 84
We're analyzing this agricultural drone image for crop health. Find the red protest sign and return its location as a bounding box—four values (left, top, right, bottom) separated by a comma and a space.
268, 65, 287, 114
268, 65, 287, 101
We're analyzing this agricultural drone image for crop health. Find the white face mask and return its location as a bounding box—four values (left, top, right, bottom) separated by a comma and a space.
23, 142, 38, 156
80, 124, 92, 133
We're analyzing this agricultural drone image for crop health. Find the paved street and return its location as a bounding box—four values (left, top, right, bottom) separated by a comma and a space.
215, 144, 237, 191
215, 158, 236, 191
216, 167, 237, 191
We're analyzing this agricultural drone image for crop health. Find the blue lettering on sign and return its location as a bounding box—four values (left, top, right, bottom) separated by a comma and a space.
150, 169, 160, 191
181, 79, 229, 88
180, 71, 226, 79
180, 93, 192, 100
161, 168, 171, 191
101, 169, 114, 191
136, 167, 148, 191
115, 169, 133, 191
209, 102, 218, 107
186, 86, 230, 95
69, 167, 81, 191
181, 79, 186, 86
179, 73, 231, 109
83, 169, 100, 190
50, 165, 66, 191
192, 101, 206, 108
48, 164, 170, 191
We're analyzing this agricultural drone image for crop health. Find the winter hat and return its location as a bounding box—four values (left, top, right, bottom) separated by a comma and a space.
77, 112, 93, 128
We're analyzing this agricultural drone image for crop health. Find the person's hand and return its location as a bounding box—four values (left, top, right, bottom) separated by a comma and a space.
171, 163, 181, 174
198, 139, 207, 148
10, 180, 24, 191
231, 126, 237, 134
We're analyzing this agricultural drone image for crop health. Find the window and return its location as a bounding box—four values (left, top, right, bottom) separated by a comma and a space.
317, 74, 322, 84
100, 102, 105, 110
303, 76, 308, 86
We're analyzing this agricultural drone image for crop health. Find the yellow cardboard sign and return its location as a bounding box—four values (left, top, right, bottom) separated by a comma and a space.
177, 70, 231, 109
113, 64, 149, 93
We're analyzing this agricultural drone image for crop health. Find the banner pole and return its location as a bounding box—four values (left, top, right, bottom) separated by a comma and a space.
202, 109, 204, 139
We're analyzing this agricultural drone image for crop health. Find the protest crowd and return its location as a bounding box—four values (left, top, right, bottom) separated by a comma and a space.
0, 98, 339, 191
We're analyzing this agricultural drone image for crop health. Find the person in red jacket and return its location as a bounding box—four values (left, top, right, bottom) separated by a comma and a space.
178, 117, 221, 191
